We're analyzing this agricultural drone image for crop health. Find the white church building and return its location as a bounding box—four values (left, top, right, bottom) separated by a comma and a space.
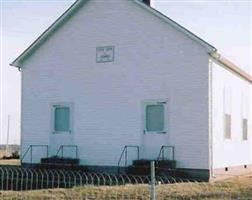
11, 0, 251, 180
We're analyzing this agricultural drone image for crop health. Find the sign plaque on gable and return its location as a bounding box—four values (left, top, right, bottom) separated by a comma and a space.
96, 46, 115, 63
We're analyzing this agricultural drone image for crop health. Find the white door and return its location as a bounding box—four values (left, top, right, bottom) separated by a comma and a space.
141, 100, 169, 160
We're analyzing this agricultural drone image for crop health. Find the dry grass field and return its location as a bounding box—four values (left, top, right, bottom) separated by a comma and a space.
0, 159, 20, 166
0, 158, 250, 199
0, 147, 20, 166
0, 145, 20, 158
0, 150, 250, 198
0, 173, 251, 199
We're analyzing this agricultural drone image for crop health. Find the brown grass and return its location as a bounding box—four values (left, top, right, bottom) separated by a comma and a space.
0, 174, 251, 199
0, 159, 20, 166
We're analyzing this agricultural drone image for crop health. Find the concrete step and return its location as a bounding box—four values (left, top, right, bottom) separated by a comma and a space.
127, 159, 176, 176
40, 156, 80, 168
132, 159, 176, 169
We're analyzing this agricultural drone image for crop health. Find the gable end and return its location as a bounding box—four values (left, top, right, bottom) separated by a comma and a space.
11, 0, 216, 68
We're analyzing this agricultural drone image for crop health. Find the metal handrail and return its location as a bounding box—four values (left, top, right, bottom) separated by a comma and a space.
118, 145, 140, 168
56, 145, 78, 159
21, 145, 49, 164
157, 145, 175, 161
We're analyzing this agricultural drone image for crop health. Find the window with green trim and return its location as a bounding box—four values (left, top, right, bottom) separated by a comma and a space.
142, 100, 167, 133
53, 106, 70, 133
146, 105, 164, 131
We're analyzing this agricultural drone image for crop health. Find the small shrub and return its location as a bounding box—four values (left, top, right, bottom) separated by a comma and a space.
2, 151, 20, 159
11, 151, 20, 159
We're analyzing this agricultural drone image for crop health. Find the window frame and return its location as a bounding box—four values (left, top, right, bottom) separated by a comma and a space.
51, 103, 73, 134
142, 100, 168, 134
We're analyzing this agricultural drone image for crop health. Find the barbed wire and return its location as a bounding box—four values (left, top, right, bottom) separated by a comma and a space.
0, 166, 250, 199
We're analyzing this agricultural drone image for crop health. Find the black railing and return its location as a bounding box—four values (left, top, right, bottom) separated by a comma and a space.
118, 145, 140, 168
56, 145, 78, 159
157, 145, 175, 161
21, 145, 49, 164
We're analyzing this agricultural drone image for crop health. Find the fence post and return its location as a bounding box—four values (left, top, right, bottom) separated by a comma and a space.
150, 161, 156, 200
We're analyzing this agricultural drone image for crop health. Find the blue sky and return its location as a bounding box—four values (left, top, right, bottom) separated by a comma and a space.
1, 0, 251, 144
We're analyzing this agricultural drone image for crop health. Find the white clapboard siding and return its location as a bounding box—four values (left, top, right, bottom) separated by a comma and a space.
211, 59, 251, 169
21, 0, 211, 169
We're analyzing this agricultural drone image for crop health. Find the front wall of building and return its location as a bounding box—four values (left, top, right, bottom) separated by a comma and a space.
21, 0, 210, 169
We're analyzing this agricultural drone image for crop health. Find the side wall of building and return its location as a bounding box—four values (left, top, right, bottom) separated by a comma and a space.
211, 59, 252, 172
21, 0, 210, 169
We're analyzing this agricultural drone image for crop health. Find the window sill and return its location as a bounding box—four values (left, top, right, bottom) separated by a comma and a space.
144, 131, 167, 134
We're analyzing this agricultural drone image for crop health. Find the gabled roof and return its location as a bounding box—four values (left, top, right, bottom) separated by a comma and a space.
11, 0, 89, 68
133, 0, 216, 53
11, 0, 217, 68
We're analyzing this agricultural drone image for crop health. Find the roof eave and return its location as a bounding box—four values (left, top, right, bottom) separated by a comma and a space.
211, 52, 252, 84
10, 62, 19, 68
10, 0, 88, 68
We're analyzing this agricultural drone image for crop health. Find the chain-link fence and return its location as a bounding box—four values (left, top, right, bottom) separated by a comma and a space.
0, 165, 251, 199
